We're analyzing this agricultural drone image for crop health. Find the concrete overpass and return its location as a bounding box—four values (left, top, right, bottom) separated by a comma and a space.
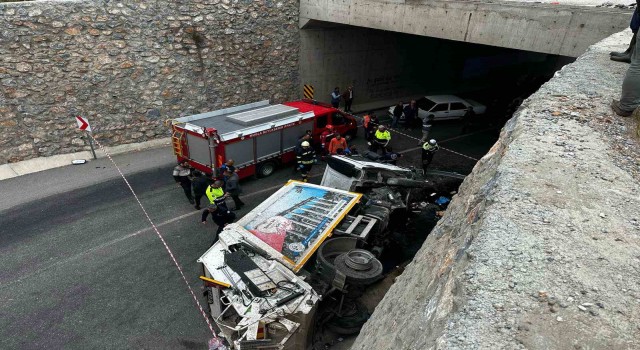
298, 0, 633, 111
300, 0, 632, 57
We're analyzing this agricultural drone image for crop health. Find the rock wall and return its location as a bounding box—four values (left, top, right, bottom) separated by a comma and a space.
0, 0, 299, 164
352, 30, 640, 350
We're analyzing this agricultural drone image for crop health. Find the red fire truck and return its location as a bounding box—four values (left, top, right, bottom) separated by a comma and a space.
170, 99, 358, 179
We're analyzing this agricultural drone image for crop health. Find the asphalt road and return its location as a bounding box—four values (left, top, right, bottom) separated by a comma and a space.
0, 116, 500, 349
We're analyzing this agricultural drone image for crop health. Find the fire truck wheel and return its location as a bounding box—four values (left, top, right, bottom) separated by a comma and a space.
257, 161, 276, 178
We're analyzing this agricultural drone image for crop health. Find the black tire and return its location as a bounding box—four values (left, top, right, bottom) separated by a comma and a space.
256, 161, 276, 178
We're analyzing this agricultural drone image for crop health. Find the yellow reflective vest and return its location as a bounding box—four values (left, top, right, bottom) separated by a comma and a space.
206, 186, 225, 204
375, 130, 391, 142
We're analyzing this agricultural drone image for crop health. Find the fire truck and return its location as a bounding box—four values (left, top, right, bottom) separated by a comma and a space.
169, 100, 358, 179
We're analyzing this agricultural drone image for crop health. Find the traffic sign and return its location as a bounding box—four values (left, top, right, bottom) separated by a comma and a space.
76, 116, 91, 132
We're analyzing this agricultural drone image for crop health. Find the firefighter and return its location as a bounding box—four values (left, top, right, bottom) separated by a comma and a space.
296, 141, 316, 182
206, 180, 229, 209
363, 112, 377, 141
320, 125, 335, 154
422, 139, 440, 172
328, 134, 348, 155
370, 125, 391, 154
173, 161, 194, 204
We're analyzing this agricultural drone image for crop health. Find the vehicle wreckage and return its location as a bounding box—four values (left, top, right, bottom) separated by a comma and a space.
198, 155, 446, 349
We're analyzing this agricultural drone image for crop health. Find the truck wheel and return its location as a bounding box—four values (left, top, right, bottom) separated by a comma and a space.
257, 161, 276, 178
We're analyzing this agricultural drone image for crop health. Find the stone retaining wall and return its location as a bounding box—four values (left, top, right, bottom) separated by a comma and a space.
0, 0, 299, 164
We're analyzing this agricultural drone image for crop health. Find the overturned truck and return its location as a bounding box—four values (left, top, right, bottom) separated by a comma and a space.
198, 156, 435, 349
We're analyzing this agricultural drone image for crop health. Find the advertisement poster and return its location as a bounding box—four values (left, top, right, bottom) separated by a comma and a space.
242, 183, 359, 264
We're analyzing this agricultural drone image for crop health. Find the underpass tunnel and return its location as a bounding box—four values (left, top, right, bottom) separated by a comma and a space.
300, 21, 576, 175
300, 21, 575, 118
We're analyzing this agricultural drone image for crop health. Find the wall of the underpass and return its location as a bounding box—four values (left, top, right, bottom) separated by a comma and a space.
300, 25, 573, 110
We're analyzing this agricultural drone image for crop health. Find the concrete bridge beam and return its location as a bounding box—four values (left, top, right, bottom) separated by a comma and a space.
300, 0, 631, 57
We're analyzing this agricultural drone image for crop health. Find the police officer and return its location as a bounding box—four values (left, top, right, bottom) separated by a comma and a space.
422, 139, 440, 172
296, 141, 316, 182
201, 204, 236, 242
192, 171, 212, 210
173, 161, 194, 204
206, 180, 229, 210
418, 115, 434, 146
371, 125, 391, 154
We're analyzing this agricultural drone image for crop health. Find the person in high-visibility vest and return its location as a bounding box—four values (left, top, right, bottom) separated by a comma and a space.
206, 180, 228, 209
422, 139, 440, 172
328, 134, 348, 155
296, 141, 316, 182
363, 112, 376, 141
371, 125, 391, 154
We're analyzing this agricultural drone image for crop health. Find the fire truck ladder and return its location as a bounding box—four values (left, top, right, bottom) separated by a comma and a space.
171, 129, 184, 157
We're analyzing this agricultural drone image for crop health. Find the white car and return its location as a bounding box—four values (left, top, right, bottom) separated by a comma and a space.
388, 95, 486, 122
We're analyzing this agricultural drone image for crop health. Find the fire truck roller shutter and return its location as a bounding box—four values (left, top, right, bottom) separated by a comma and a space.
282, 124, 308, 152
186, 133, 213, 167
225, 139, 254, 167
256, 130, 281, 161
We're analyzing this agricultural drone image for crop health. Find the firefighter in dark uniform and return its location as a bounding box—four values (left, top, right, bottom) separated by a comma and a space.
370, 125, 391, 154
422, 139, 440, 172
296, 141, 316, 182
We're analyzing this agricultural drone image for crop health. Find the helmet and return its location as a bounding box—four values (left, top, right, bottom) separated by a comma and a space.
378, 125, 386, 130
301, 141, 310, 147
326, 125, 333, 130
429, 139, 437, 145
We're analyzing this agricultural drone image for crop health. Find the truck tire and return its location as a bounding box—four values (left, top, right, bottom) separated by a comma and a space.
256, 161, 276, 178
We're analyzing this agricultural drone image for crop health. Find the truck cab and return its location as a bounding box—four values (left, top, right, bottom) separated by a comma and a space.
284, 100, 358, 142
321, 155, 418, 192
